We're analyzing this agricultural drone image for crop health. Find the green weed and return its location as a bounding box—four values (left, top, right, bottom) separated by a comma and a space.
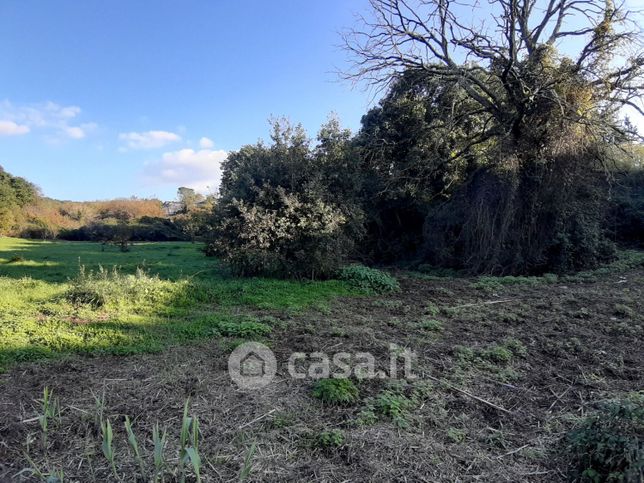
374, 390, 414, 428
312, 378, 359, 405
38, 387, 60, 450
446, 427, 466, 443
268, 412, 295, 429
424, 302, 441, 316
239, 442, 256, 482
124, 416, 146, 477
100, 419, 117, 479
217, 320, 271, 338
565, 393, 644, 482
418, 318, 443, 332
358, 382, 432, 429
338, 265, 399, 293
315, 429, 345, 448
152, 422, 167, 478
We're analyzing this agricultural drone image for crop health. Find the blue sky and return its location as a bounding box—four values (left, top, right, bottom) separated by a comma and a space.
1, 1, 641, 201
0, 0, 372, 201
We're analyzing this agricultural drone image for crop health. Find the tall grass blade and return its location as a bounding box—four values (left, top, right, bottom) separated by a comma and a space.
239, 442, 256, 482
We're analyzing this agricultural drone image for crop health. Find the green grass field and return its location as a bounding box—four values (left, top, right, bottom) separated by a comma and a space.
0, 237, 358, 371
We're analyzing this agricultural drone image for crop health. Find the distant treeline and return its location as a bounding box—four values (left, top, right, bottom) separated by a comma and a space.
0, 168, 208, 243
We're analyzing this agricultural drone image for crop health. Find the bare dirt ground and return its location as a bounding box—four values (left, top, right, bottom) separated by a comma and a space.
1, 268, 642, 482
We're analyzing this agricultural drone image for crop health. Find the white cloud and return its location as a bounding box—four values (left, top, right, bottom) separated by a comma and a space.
199, 136, 215, 149
142, 146, 228, 194
119, 130, 182, 150
64, 123, 97, 140
0, 120, 30, 136
0, 100, 94, 140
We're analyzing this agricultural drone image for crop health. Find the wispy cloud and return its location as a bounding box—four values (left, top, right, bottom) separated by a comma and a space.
0, 120, 30, 136
0, 100, 96, 140
119, 130, 181, 150
142, 145, 227, 194
199, 136, 214, 149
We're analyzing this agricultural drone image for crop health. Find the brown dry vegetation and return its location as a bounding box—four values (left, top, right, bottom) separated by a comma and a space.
1, 264, 641, 481
21, 198, 165, 234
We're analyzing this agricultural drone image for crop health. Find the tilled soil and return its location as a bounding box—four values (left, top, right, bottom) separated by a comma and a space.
1, 268, 642, 482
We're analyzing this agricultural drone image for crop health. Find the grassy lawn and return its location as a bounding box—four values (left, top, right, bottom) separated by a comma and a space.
0, 237, 359, 371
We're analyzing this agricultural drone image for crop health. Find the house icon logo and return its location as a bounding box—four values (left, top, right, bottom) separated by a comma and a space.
228, 342, 277, 390
240, 352, 266, 377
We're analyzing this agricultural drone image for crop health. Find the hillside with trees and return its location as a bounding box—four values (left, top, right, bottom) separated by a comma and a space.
0, 167, 213, 243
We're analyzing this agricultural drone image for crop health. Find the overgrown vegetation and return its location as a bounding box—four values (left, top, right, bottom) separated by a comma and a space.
338, 265, 399, 293
314, 429, 345, 449
0, 239, 360, 371
1, 1, 643, 480
358, 382, 432, 429
205, 118, 363, 278
564, 393, 644, 482
195, 0, 644, 278
0, 166, 38, 235
312, 378, 360, 405
0, 166, 215, 245
1, 235, 642, 481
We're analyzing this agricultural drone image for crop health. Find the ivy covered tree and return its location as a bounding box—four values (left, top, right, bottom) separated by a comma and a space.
343, 0, 643, 273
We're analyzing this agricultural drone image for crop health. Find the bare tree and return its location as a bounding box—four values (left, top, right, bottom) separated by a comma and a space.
343, 0, 644, 143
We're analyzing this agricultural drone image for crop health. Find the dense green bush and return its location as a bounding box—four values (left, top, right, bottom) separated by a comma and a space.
423, 157, 615, 274
20, 219, 58, 240
565, 394, 644, 482
206, 119, 363, 278
208, 186, 353, 278
205, 69, 635, 278
354, 71, 480, 263
356, 70, 623, 275
338, 265, 399, 293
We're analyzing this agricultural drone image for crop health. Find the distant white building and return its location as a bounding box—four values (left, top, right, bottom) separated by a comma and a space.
162, 201, 184, 216
162, 199, 210, 216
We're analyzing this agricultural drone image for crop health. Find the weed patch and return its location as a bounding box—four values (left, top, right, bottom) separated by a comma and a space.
358, 382, 432, 429
338, 265, 399, 293
314, 429, 345, 449
418, 318, 443, 332
312, 378, 359, 405
453, 338, 526, 381
0, 239, 364, 371
217, 319, 272, 338
564, 393, 644, 482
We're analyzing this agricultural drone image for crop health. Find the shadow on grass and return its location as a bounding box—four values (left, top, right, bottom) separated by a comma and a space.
0, 312, 244, 370
0, 238, 361, 372
0, 238, 219, 282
